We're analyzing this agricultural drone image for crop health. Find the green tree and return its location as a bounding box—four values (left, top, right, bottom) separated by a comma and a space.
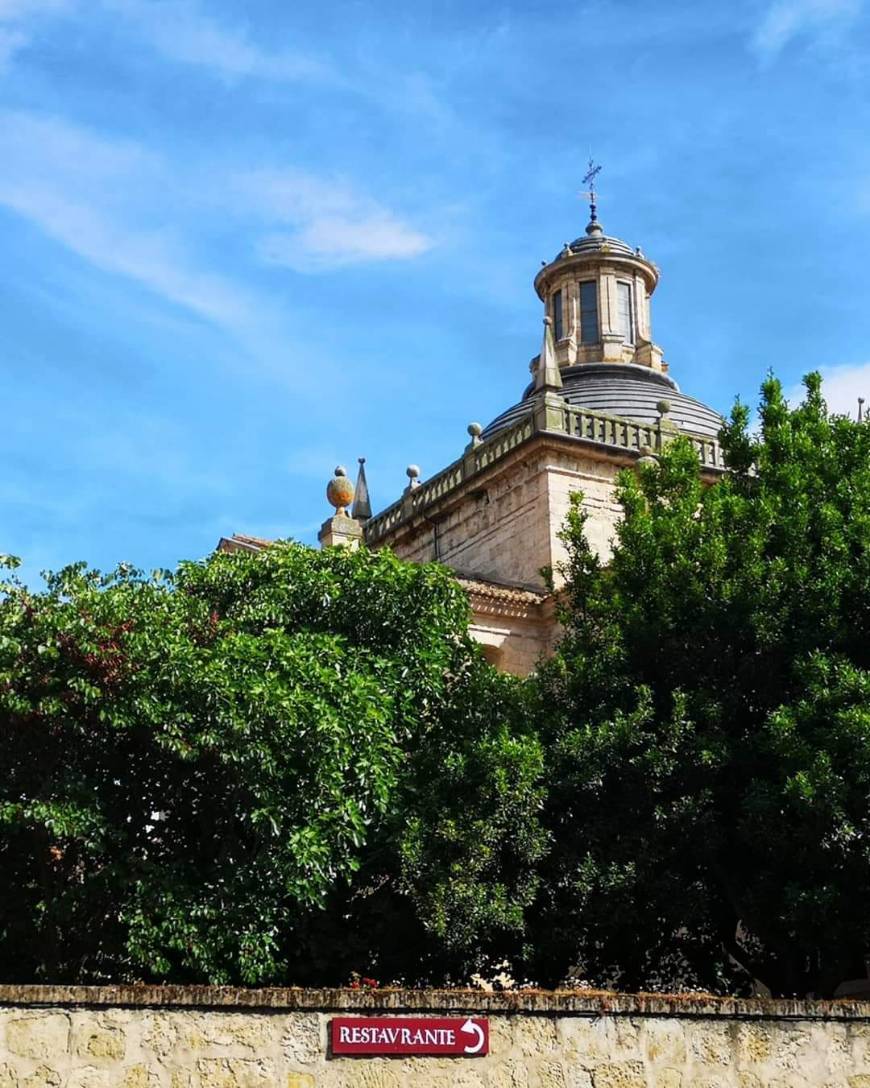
530, 374, 870, 997
0, 542, 544, 985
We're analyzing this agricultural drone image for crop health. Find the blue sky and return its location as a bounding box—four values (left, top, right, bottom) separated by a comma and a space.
3, 0, 870, 579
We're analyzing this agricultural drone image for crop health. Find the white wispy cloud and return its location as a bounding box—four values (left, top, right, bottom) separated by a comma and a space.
0, 110, 254, 326
752, 0, 861, 58
787, 361, 870, 416
240, 169, 433, 272
6, 189, 252, 325
0, 1, 429, 279
103, 0, 333, 84
0, 107, 432, 358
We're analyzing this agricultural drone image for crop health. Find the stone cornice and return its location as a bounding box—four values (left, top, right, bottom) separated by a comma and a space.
458, 576, 548, 607
0, 985, 868, 1021
534, 250, 658, 301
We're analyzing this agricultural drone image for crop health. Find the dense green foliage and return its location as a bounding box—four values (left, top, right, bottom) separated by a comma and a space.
531, 374, 870, 996
0, 543, 545, 985
4, 373, 870, 997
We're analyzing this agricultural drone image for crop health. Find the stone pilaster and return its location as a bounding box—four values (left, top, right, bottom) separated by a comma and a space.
601, 331, 625, 362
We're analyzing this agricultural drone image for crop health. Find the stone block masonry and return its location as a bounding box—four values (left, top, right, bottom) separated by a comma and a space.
1, 986, 869, 1087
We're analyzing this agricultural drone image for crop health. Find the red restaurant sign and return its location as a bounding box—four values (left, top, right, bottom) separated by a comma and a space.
330, 1016, 489, 1057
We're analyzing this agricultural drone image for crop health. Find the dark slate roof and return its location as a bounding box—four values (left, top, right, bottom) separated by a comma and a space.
563, 230, 639, 259
545, 220, 647, 264
481, 363, 723, 441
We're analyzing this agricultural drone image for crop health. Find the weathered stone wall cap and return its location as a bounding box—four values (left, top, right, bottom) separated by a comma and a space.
1, 985, 869, 1020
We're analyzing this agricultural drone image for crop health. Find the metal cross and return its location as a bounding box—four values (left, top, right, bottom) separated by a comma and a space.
582, 159, 602, 191
580, 159, 602, 223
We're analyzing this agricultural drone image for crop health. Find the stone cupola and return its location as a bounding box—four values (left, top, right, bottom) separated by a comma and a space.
533, 210, 665, 374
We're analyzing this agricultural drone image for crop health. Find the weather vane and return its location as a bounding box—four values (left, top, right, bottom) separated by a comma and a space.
580, 158, 602, 224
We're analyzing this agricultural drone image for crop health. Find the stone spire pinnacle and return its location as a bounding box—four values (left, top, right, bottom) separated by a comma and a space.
351, 457, 372, 521
535, 316, 562, 392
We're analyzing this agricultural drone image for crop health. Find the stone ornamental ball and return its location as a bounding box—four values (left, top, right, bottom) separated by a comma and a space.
326, 465, 355, 511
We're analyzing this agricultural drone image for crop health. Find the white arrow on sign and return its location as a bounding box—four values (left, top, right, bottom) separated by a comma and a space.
461, 1018, 485, 1055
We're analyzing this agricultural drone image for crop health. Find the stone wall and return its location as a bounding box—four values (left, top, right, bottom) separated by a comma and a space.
375, 434, 627, 674
382, 439, 625, 592
1, 986, 869, 1088
469, 605, 554, 676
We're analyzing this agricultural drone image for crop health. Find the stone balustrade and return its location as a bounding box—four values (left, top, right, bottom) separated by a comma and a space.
365, 400, 723, 546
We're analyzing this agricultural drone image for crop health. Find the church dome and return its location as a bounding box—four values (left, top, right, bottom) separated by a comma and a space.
559, 225, 640, 261
481, 362, 723, 441
485, 185, 723, 449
